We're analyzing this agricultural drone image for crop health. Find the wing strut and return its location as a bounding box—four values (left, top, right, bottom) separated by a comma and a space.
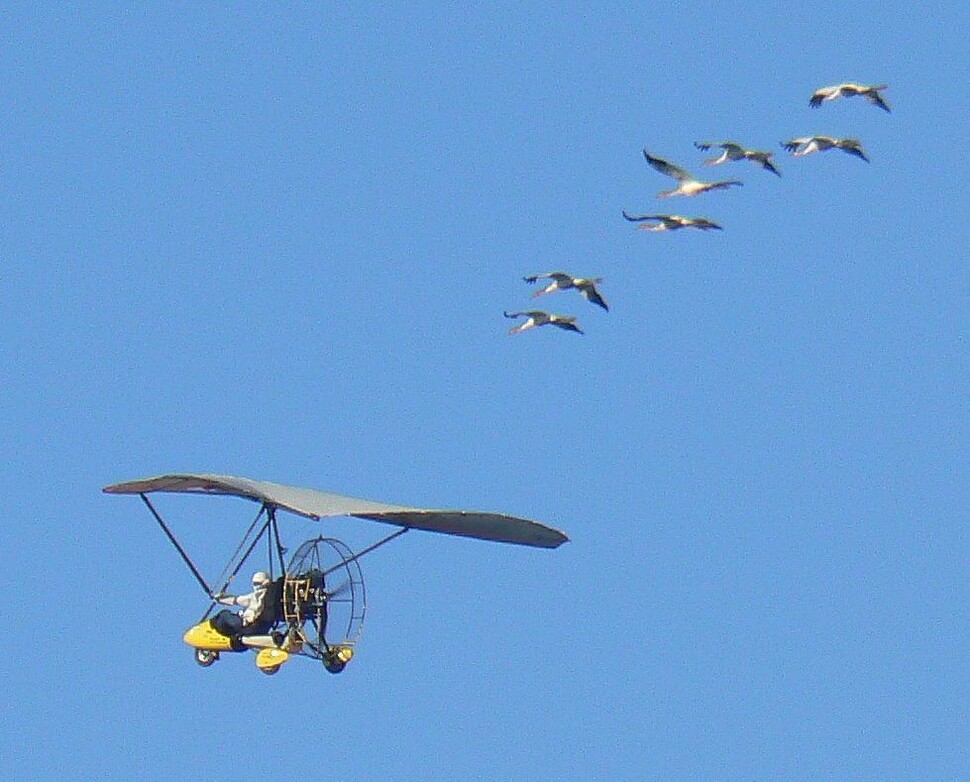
201, 505, 276, 622
322, 527, 410, 578
141, 493, 214, 598
212, 503, 267, 593
213, 508, 273, 595
269, 506, 287, 579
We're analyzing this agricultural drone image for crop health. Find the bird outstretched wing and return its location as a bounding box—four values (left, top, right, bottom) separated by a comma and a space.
643, 151, 693, 181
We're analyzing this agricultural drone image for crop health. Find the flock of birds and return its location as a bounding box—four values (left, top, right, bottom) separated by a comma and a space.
503, 82, 891, 335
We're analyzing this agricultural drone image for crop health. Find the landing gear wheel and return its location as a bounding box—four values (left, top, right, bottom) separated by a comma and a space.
260, 665, 281, 676
323, 645, 354, 674
285, 537, 365, 664
194, 649, 219, 667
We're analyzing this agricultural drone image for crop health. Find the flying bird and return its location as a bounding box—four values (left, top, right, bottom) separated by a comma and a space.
641, 150, 743, 197
621, 211, 723, 231
503, 310, 584, 335
781, 136, 869, 162
523, 272, 609, 311
693, 141, 781, 176
809, 83, 891, 112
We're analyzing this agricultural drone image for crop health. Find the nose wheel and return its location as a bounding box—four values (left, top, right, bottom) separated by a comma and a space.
194, 649, 219, 667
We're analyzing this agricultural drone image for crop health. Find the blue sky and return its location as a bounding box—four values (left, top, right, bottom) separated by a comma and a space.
3, 3, 968, 779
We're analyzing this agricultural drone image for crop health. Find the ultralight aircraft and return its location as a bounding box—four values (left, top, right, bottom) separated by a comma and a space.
104, 474, 568, 675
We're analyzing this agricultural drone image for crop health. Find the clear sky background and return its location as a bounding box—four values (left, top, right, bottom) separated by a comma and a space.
3, 3, 968, 779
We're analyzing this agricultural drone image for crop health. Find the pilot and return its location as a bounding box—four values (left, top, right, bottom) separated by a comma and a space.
212, 570, 275, 638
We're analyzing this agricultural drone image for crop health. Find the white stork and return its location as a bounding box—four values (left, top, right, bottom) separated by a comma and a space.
523, 272, 609, 311
642, 150, 743, 197
621, 211, 723, 231
810, 83, 890, 112
781, 136, 869, 162
503, 310, 584, 336
693, 141, 781, 176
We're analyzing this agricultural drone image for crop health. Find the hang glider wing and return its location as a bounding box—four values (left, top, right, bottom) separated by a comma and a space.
103, 473, 568, 549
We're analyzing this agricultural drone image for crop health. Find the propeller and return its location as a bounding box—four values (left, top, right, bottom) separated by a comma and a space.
324, 579, 352, 601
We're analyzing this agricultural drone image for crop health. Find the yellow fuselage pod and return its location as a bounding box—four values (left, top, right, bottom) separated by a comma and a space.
255, 647, 290, 671
183, 620, 234, 652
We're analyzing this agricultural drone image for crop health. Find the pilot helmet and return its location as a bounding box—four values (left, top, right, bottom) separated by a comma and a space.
251, 571, 271, 588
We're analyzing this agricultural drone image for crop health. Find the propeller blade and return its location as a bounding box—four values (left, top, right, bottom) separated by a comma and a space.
326, 579, 352, 600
